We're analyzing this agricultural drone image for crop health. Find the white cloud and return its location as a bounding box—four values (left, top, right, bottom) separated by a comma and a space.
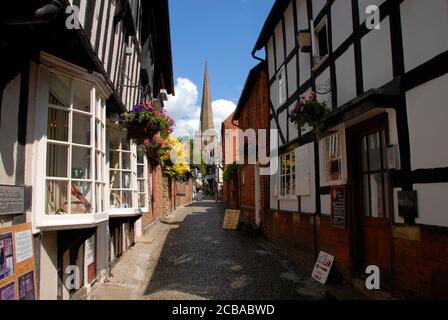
166, 78, 236, 138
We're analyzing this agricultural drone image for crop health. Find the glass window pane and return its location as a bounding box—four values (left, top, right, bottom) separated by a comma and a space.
49, 73, 70, 107
370, 173, 384, 218
72, 80, 91, 112
72, 113, 91, 145
110, 151, 120, 170
109, 130, 120, 150
138, 180, 145, 192
138, 194, 146, 208
121, 137, 130, 151
46, 144, 68, 177
72, 147, 91, 179
363, 174, 370, 217
122, 172, 132, 189
285, 175, 291, 196
110, 170, 120, 189
368, 133, 381, 172
137, 165, 144, 178
122, 191, 133, 208
71, 182, 93, 214
381, 131, 387, 169
46, 180, 68, 214
137, 153, 145, 164
47, 108, 69, 141
122, 153, 131, 170
110, 191, 121, 209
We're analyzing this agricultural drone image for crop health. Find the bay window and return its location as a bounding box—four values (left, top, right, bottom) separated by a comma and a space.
108, 129, 149, 211
46, 73, 106, 215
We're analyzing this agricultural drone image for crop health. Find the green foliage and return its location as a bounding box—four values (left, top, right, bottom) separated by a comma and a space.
223, 163, 239, 182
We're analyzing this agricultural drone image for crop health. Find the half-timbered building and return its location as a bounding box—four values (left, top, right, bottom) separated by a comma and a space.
253, 0, 448, 298
0, 0, 174, 299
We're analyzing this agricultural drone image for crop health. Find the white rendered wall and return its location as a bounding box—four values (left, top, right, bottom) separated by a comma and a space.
40, 232, 59, 300
415, 183, 448, 227
275, 21, 285, 68
284, 2, 296, 56
331, 0, 353, 50
406, 74, 448, 170
335, 45, 357, 106
287, 56, 297, 97
401, 0, 448, 72
361, 17, 393, 91
0, 75, 20, 186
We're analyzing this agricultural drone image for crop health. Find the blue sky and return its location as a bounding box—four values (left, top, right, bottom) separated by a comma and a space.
165, 0, 275, 137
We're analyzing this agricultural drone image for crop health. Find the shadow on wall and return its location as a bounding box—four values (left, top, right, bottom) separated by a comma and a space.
0, 75, 20, 179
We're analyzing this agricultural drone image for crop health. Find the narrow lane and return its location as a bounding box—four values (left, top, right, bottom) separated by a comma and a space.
89, 200, 325, 300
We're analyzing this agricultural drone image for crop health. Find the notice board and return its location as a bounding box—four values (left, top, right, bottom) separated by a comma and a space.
0, 223, 36, 300
331, 185, 346, 228
222, 210, 240, 230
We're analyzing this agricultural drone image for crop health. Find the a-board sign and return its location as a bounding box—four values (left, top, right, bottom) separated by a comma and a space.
0, 223, 36, 300
331, 185, 346, 227
222, 210, 240, 230
311, 251, 335, 285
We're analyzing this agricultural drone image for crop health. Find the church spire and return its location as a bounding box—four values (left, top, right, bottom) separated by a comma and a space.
200, 61, 214, 133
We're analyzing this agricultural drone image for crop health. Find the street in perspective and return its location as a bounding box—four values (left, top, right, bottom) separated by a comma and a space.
0, 0, 447, 311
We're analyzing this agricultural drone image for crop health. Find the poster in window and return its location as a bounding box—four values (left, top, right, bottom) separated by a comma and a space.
0, 233, 14, 281
0, 281, 16, 300
18, 271, 35, 300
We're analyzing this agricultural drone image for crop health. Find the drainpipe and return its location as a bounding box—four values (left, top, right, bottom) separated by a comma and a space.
251, 50, 265, 63
2, 1, 63, 25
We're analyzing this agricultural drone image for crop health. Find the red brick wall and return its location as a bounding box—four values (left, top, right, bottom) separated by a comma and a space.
142, 166, 164, 229
393, 228, 448, 299
263, 210, 448, 299
235, 66, 269, 227
221, 114, 239, 209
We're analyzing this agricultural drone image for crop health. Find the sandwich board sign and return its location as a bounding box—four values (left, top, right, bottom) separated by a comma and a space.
312, 251, 335, 285
222, 210, 240, 230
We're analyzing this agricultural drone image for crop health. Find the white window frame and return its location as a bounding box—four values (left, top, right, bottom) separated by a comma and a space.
108, 127, 139, 215
312, 17, 329, 70
278, 151, 296, 199
137, 148, 149, 212
32, 52, 111, 230
319, 128, 348, 186
277, 66, 287, 107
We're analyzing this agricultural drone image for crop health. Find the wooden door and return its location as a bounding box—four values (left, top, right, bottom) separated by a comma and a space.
348, 115, 393, 288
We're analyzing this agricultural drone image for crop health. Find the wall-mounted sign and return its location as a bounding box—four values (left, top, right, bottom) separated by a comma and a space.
0, 223, 36, 300
222, 210, 240, 230
0, 185, 24, 215
331, 185, 346, 227
312, 251, 335, 285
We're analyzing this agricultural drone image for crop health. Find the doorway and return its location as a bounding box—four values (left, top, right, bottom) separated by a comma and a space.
347, 114, 394, 289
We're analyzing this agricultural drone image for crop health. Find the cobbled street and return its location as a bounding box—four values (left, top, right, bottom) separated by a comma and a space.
89, 200, 325, 300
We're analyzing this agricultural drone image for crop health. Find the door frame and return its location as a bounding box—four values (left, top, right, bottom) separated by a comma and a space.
346, 113, 395, 281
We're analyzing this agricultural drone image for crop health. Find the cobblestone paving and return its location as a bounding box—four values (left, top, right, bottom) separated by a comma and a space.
89, 200, 326, 300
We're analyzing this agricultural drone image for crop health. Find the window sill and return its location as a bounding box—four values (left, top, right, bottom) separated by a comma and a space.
312, 54, 329, 71
320, 179, 347, 188
37, 212, 108, 231
109, 208, 141, 217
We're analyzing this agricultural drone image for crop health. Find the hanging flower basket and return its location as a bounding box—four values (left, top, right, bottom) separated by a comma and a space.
117, 102, 175, 166
289, 92, 329, 140
143, 134, 173, 167
117, 102, 175, 145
